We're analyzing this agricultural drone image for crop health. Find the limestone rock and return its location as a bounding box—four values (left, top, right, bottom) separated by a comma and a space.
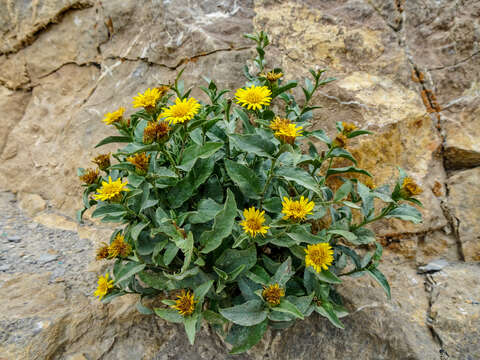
18, 193, 46, 217
446, 168, 480, 261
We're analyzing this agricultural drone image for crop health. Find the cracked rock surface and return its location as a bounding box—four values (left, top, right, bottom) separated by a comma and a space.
0, 0, 479, 359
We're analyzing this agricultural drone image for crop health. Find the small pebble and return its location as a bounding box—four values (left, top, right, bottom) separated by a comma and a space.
8, 236, 22, 243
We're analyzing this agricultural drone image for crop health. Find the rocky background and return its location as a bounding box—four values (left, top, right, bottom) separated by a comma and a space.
0, 0, 479, 359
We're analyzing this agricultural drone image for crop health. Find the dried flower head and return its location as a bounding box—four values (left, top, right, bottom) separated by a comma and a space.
143, 121, 170, 144
92, 153, 111, 171
102, 107, 125, 125
305, 243, 334, 273
96, 242, 110, 260
79, 168, 99, 185
127, 153, 150, 175
93, 176, 129, 202
262, 283, 285, 306
171, 290, 196, 317
401, 177, 423, 197
261, 70, 283, 82
342, 122, 357, 135
94, 273, 114, 300
155, 85, 170, 98
108, 234, 132, 258
235, 85, 272, 110
240, 207, 270, 237
333, 133, 348, 148
159, 97, 201, 125
282, 196, 315, 221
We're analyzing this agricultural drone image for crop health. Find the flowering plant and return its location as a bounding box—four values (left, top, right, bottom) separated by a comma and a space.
78, 32, 423, 353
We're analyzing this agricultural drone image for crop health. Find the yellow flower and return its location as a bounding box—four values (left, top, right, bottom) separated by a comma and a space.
92, 153, 111, 171
93, 176, 130, 202
235, 85, 272, 110
132, 88, 162, 110
240, 207, 270, 237
127, 153, 150, 175
108, 234, 132, 258
261, 70, 283, 82
269, 116, 291, 131
159, 97, 201, 125
401, 177, 423, 197
332, 133, 348, 148
79, 168, 99, 185
94, 273, 114, 300
143, 121, 170, 144
342, 122, 357, 135
305, 243, 334, 273
274, 123, 303, 145
102, 107, 125, 125
96, 242, 110, 260
262, 283, 285, 306
171, 290, 196, 317
282, 196, 315, 221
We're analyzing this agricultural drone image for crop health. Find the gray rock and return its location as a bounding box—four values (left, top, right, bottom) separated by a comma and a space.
418, 259, 449, 274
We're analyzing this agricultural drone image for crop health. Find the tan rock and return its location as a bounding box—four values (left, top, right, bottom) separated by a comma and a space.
18, 193, 46, 216
446, 168, 480, 261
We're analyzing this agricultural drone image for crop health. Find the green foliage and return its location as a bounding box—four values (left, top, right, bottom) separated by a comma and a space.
81, 32, 424, 353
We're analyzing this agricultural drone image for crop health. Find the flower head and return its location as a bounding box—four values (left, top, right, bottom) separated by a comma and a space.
159, 97, 201, 125
274, 123, 303, 145
94, 273, 114, 300
93, 176, 129, 202
342, 122, 357, 135
79, 168, 99, 185
240, 207, 270, 237
269, 116, 291, 131
261, 70, 283, 82
155, 85, 170, 98
143, 121, 170, 144
282, 196, 315, 221
108, 234, 132, 258
305, 243, 334, 273
401, 177, 423, 197
96, 242, 110, 260
171, 290, 196, 317
262, 283, 285, 306
333, 133, 348, 148
235, 85, 272, 110
127, 153, 150, 175
132, 88, 162, 110
92, 153, 111, 171
102, 107, 125, 125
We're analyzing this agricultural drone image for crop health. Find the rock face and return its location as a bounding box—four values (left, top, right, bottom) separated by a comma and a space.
0, 0, 479, 359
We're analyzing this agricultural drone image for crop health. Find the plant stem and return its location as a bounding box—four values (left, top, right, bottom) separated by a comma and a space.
259, 157, 277, 207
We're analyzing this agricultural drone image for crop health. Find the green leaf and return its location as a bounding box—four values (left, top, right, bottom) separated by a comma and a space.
353, 227, 376, 244
385, 204, 422, 224
193, 280, 214, 303
178, 142, 223, 172
200, 189, 237, 253
229, 134, 275, 158
271, 257, 294, 287
315, 302, 345, 329
328, 148, 357, 165
308, 129, 332, 145
131, 221, 149, 241
311, 268, 342, 284
275, 167, 320, 195
95, 135, 131, 148
138, 271, 171, 290
154, 308, 183, 323
188, 199, 223, 224
163, 266, 200, 281
326, 166, 372, 178
114, 262, 146, 284
228, 320, 268, 354
163, 242, 179, 266
91, 204, 126, 218
271, 299, 304, 319
347, 129, 373, 138
219, 299, 268, 326
184, 313, 199, 345
215, 246, 257, 274
203, 310, 228, 325
225, 159, 262, 198
136, 300, 153, 315
246, 266, 270, 285
272, 81, 297, 98
287, 226, 325, 245
367, 267, 391, 299
328, 229, 357, 242
333, 181, 352, 202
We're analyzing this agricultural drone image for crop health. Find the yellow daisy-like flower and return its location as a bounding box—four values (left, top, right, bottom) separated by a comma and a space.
269, 116, 291, 131
261, 70, 283, 82
108, 234, 132, 258
102, 107, 125, 125
79, 168, 99, 185
282, 196, 315, 221
274, 123, 303, 145
342, 122, 357, 135
235, 85, 272, 110
262, 283, 285, 306
132, 88, 162, 110
171, 290, 196, 317
401, 177, 423, 197
240, 207, 270, 237
305, 243, 334, 273
93, 176, 130, 202
94, 273, 114, 300
158, 97, 201, 125
127, 152, 150, 175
